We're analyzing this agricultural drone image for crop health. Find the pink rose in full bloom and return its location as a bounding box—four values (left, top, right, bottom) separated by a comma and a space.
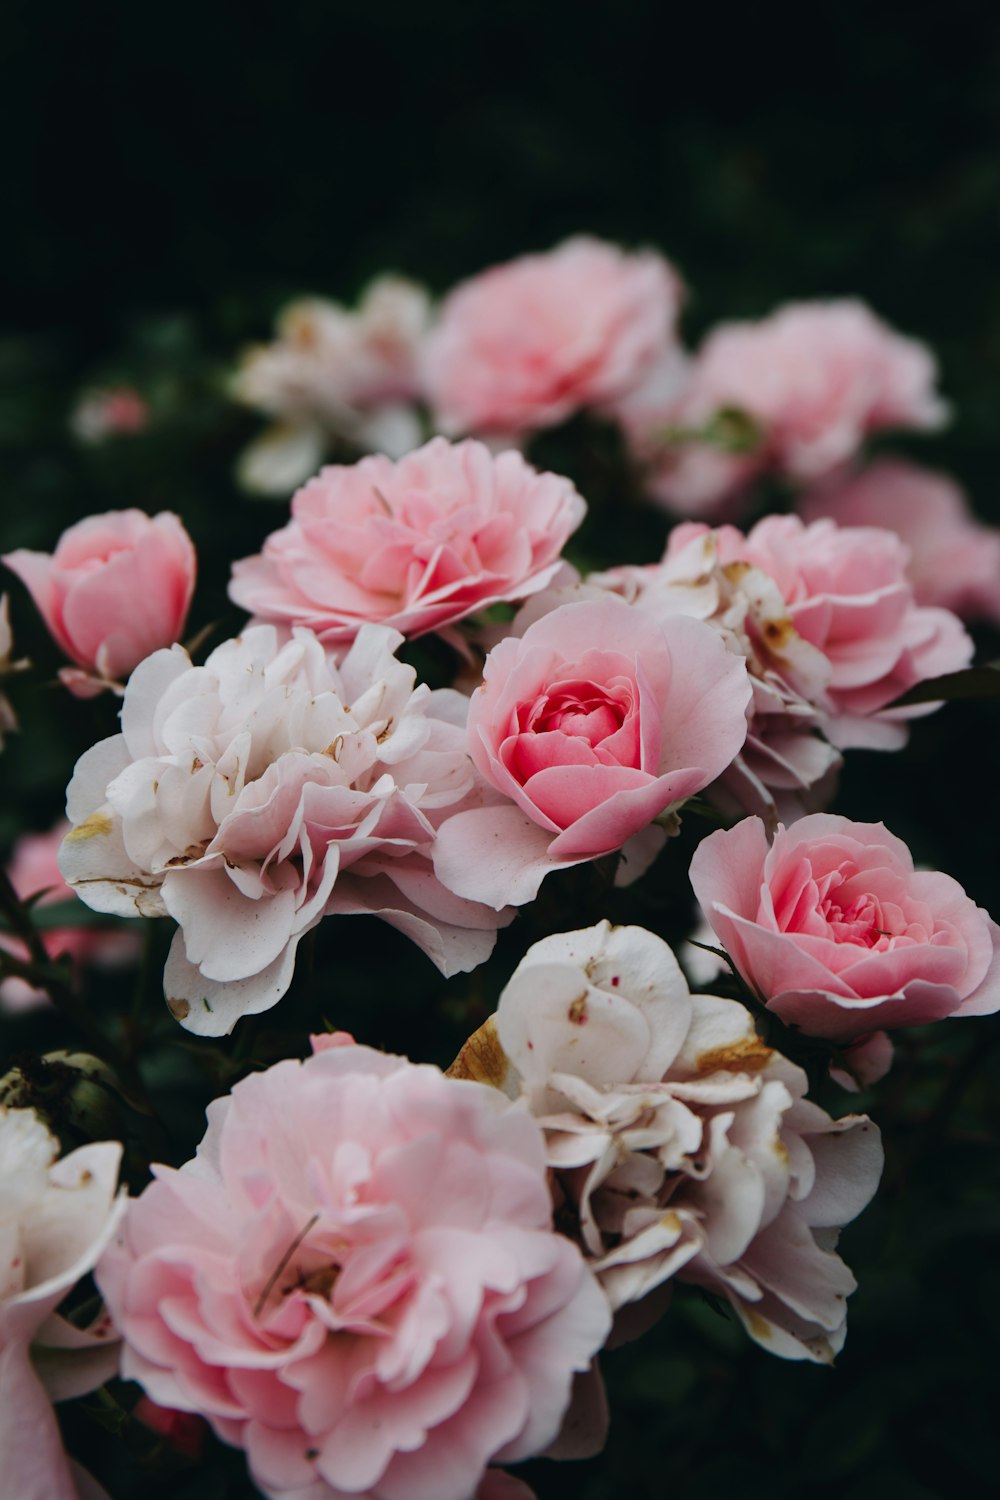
424, 237, 683, 439
690, 814, 1000, 1041
60, 624, 507, 1034
96, 1040, 611, 1500
626, 300, 946, 515
0, 1106, 124, 1500
676, 515, 973, 750
432, 597, 752, 908
3, 509, 197, 699
0, 821, 140, 1012
229, 439, 586, 645
800, 459, 1000, 628
456, 922, 883, 1363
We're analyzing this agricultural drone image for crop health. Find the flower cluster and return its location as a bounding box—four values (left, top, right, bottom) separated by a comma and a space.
2, 231, 998, 1500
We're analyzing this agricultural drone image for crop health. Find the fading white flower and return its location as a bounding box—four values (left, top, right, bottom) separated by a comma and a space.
0, 594, 28, 750
60, 624, 507, 1035
0, 1106, 124, 1499
233, 277, 432, 494
454, 921, 882, 1364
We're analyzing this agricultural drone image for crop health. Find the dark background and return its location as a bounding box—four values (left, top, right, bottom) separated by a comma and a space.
2, 3, 1000, 1496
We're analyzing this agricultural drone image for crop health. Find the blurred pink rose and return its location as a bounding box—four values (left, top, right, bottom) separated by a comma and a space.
0, 821, 139, 1012
694, 514, 973, 750
230, 438, 586, 644
800, 459, 1000, 628
690, 814, 1000, 1041
630, 299, 946, 515
484, 921, 883, 1362
3, 509, 196, 698
424, 237, 683, 439
96, 1040, 610, 1500
0, 1106, 124, 1500
70, 386, 149, 444
432, 596, 751, 908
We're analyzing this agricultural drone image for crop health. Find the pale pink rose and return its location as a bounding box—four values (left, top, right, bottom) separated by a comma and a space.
690, 814, 1000, 1042
424, 237, 683, 438
70, 386, 149, 444
432, 596, 751, 909
233, 277, 432, 494
801, 459, 1000, 627
631, 300, 946, 515
60, 624, 507, 1035
476, 922, 882, 1363
229, 439, 586, 644
3, 509, 197, 698
681, 515, 973, 750
0, 1106, 124, 1500
96, 1041, 611, 1500
0, 821, 140, 1012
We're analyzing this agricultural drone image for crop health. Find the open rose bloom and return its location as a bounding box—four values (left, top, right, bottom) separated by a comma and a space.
230, 438, 586, 644
433, 596, 752, 908
452, 923, 883, 1363
60, 624, 506, 1033
690, 815, 1000, 1041
424, 237, 683, 440
1, 1106, 124, 1500
233, 276, 432, 494
3, 509, 196, 699
96, 1040, 610, 1500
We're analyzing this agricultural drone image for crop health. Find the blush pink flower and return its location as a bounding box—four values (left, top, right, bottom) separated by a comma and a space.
800, 459, 1000, 628
60, 624, 507, 1035
1, 1106, 124, 1500
96, 1040, 611, 1500
432, 597, 751, 909
424, 237, 683, 439
229, 439, 586, 645
454, 922, 882, 1363
629, 300, 946, 515
3, 510, 196, 699
690, 814, 1000, 1042
0, 821, 140, 1012
683, 515, 973, 750
70, 386, 149, 444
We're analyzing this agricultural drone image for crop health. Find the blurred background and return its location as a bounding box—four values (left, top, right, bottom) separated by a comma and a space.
2, 3, 999, 1496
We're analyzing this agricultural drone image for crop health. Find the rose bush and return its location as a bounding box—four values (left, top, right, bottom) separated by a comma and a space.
690, 814, 1000, 1041
432, 596, 752, 908
96, 1038, 610, 1500
230, 438, 586, 644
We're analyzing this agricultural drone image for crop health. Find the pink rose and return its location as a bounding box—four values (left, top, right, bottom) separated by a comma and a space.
695, 514, 973, 750
229, 438, 586, 644
0, 821, 139, 1012
433, 597, 751, 908
96, 1041, 610, 1500
629, 299, 946, 515
70, 385, 149, 444
424, 237, 683, 439
690, 814, 1000, 1041
3, 509, 196, 698
800, 459, 1000, 628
